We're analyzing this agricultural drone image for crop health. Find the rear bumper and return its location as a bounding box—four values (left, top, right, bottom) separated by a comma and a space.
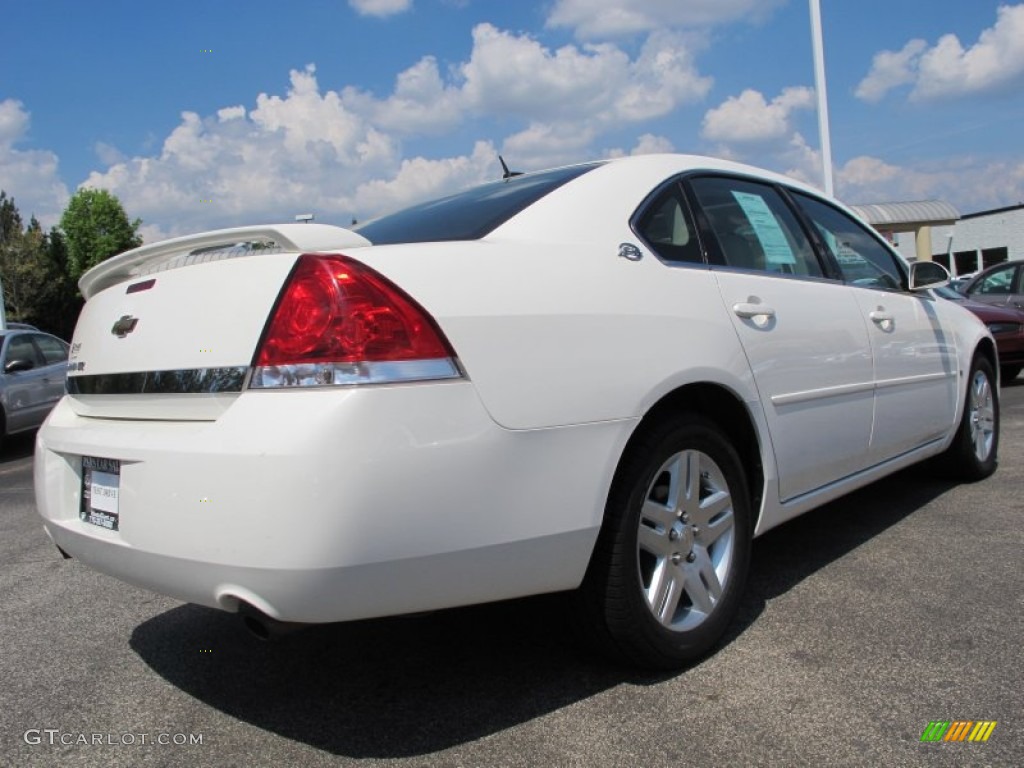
35, 383, 631, 622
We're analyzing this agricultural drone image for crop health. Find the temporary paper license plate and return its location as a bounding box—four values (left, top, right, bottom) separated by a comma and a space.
81, 456, 120, 531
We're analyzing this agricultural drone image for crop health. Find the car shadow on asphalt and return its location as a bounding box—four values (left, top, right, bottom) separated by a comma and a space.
0, 431, 35, 464
131, 593, 632, 757
129, 467, 957, 758
725, 466, 957, 644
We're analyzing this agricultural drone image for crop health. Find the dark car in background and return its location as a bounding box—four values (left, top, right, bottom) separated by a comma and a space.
0, 328, 70, 448
957, 259, 1024, 312
935, 286, 1024, 381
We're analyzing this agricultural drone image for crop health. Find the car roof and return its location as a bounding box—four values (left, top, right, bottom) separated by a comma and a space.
491, 153, 845, 245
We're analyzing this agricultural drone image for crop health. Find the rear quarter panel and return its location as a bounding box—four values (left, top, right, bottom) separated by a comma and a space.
357, 240, 757, 430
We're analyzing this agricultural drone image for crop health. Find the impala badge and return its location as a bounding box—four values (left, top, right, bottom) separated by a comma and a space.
111, 315, 139, 338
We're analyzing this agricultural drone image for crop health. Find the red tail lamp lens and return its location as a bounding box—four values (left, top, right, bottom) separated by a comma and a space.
256, 254, 452, 366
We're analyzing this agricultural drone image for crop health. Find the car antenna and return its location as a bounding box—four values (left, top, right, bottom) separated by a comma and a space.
499, 155, 523, 179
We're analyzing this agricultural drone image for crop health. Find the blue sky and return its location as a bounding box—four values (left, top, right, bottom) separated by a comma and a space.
2, 0, 1023, 241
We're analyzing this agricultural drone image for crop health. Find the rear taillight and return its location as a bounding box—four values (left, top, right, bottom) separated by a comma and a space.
251, 253, 461, 388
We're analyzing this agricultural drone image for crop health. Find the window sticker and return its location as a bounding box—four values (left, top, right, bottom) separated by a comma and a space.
815, 225, 861, 265
731, 191, 797, 266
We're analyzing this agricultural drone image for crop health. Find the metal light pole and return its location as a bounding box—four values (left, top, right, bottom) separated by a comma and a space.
809, 0, 834, 197
0, 273, 7, 329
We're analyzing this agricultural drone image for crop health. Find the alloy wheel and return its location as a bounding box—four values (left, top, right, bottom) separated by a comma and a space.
636, 449, 736, 633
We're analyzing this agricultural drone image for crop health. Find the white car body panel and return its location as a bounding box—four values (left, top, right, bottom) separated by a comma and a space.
72, 254, 295, 379
34, 154, 996, 627
37, 383, 628, 621
713, 271, 874, 501
848, 287, 959, 460
356, 243, 757, 429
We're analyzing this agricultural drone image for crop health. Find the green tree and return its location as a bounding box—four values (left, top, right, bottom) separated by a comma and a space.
59, 188, 142, 282
0, 191, 24, 328
0, 193, 46, 326
0, 191, 85, 336
43, 228, 82, 339
0, 190, 22, 243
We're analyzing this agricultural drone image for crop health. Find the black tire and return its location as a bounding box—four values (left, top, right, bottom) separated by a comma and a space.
578, 413, 752, 669
939, 355, 999, 481
1000, 365, 1021, 383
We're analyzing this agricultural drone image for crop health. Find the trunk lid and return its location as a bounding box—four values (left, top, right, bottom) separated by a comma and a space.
67, 224, 370, 420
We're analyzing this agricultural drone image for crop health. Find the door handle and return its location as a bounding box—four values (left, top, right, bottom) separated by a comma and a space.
869, 309, 894, 330
733, 303, 776, 320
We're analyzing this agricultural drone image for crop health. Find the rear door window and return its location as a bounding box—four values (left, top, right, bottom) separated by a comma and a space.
34, 334, 69, 365
688, 177, 823, 277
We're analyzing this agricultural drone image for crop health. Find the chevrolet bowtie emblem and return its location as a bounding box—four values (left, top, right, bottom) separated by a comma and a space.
111, 315, 139, 338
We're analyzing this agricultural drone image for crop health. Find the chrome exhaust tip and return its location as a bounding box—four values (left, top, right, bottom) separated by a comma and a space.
238, 603, 309, 641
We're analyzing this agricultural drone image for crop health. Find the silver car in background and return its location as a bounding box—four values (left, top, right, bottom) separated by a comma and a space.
0, 327, 69, 449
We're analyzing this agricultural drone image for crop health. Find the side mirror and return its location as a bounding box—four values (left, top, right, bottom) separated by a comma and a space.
4, 358, 36, 373
908, 261, 950, 292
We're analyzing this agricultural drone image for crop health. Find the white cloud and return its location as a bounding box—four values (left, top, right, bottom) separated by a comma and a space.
838, 156, 902, 190
348, 0, 412, 18
0, 99, 69, 227
60, 22, 716, 238
500, 122, 598, 171
340, 24, 709, 151
342, 56, 464, 135
701, 86, 814, 144
698, 130, 1024, 215
81, 66, 402, 236
546, 0, 784, 39
0, 99, 30, 145
827, 154, 1024, 214
334, 23, 710, 169
630, 134, 676, 155
856, 4, 1024, 102
94, 142, 127, 167
834, 155, 962, 205
352, 140, 497, 218
603, 133, 677, 160
855, 40, 927, 103
616, 31, 714, 120
217, 105, 246, 122
460, 24, 710, 124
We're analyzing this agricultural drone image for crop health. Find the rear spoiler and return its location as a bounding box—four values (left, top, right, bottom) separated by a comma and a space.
79, 223, 371, 299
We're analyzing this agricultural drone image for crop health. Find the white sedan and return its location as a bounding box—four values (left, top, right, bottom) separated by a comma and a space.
35, 154, 998, 668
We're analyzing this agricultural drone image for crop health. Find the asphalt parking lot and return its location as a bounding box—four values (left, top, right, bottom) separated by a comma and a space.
1, 382, 1021, 767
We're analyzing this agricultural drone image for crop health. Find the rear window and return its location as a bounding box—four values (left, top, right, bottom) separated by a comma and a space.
353, 162, 603, 245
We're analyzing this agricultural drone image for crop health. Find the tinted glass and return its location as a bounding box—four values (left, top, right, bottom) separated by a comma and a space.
4, 335, 43, 368
973, 266, 1015, 295
634, 185, 702, 263
793, 192, 904, 291
689, 177, 822, 276
354, 163, 603, 245
34, 334, 69, 364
